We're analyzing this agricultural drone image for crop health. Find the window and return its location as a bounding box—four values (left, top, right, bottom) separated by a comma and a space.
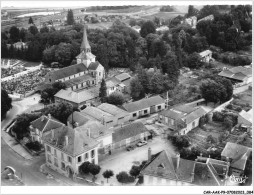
99, 72, 101, 76
61, 162, 65, 171
91, 150, 95, 158
54, 149, 57, 157
84, 153, 89, 159
158, 105, 161, 110
78, 156, 82, 163
49, 79, 51, 82
192, 121, 195, 128
133, 113, 137, 117
92, 80, 94, 84
68, 156, 72, 164
46, 145, 51, 153
54, 158, 58, 167
144, 109, 148, 114
92, 159, 95, 164
61, 153, 64, 161
47, 154, 52, 163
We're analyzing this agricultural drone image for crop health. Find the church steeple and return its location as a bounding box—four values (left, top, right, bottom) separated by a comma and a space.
80, 24, 91, 53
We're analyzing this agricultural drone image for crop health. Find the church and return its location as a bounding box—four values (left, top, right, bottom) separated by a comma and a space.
45, 25, 105, 91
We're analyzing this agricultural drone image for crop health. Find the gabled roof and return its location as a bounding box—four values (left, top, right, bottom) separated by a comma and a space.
76, 120, 113, 139
239, 110, 252, 124
141, 151, 195, 183
88, 61, 101, 70
199, 50, 212, 57
43, 126, 99, 157
221, 142, 252, 170
81, 106, 113, 122
230, 66, 252, 76
183, 106, 207, 124
115, 73, 131, 82
67, 111, 95, 127
123, 95, 165, 113
46, 63, 87, 81
218, 66, 252, 81
194, 157, 229, 186
65, 74, 94, 86
172, 105, 198, 114
30, 115, 63, 133
159, 109, 185, 120
106, 77, 121, 88
112, 122, 148, 143
97, 103, 129, 117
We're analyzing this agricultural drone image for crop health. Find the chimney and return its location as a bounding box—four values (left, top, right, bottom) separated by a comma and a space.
176, 153, 180, 170
51, 129, 54, 139
148, 147, 152, 161
48, 113, 51, 119
65, 136, 68, 146
87, 128, 90, 138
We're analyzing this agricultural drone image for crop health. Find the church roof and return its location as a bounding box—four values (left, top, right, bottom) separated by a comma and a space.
76, 51, 96, 60
80, 25, 91, 51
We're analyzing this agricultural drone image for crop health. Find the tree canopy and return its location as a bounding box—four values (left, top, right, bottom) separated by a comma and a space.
1, 89, 12, 120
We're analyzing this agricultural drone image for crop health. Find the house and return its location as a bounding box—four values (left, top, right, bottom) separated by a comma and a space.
158, 105, 208, 135
199, 50, 212, 63
194, 156, 230, 186
218, 66, 252, 85
29, 114, 64, 144
114, 72, 132, 93
54, 86, 100, 108
81, 103, 130, 128
237, 109, 252, 134
112, 122, 150, 150
44, 25, 105, 87
43, 125, 99, 178
67, 111, 95, 128
7, 41, 28, 49
221, 142, 252, 176
105, 77, 121, 95
75, 120, 114, 154
132, 25, 141, 32
123, 95, 165, 120
197, 14, 214, 23
140, 149, 195, 186
156, 26, 169, 32
183, 16, 197, 28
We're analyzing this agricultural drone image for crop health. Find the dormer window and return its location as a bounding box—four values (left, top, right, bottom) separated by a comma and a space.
158, 163, 165, 169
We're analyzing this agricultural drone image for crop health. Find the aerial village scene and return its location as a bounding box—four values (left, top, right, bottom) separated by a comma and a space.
1, 2, 253, 188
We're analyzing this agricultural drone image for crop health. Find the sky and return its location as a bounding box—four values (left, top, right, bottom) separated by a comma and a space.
2, 1, 252, 8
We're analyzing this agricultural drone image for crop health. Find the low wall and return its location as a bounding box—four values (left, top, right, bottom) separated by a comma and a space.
213, 98, 234, 112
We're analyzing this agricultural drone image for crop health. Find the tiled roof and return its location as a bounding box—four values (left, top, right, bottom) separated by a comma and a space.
65, 74, 94, 86
239, 110, 252, 124
67, 111, 95, 127
45, 63, 87, 81
221, 142, 252, 170
230, 66, 252, 76
88, 61, 101, 70
106, 77, 121, 88
54, 88, 98, 104
97, 103, 129, 117
123, 95, 165, 113
81, 106, 113, 122
218, 66, 252, 81
141, 151, 195, 183
76, 120, 113, 139
194, 157, 229, 186
183, 106, 207, 124
112, 122, 148, 143
30, 115, 63, 132
172, 105, 198, 114
43, 126, 99, 157
159, 109, 185, 120
80, 25, 91, 50
115, 73, 131, 82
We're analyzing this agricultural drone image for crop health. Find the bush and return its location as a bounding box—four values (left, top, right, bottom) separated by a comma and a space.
168, 135, 190, 149
116, 171, 135, 184
206, 135, 217, 144
212, 111, 224, 122
25, 141, 41, 151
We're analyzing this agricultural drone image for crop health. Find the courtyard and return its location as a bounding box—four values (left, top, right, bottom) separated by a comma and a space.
96, 136, 176, 185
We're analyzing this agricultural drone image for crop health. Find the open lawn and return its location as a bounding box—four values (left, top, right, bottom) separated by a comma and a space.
22, 61, 41, 67
141, 11, 184, 20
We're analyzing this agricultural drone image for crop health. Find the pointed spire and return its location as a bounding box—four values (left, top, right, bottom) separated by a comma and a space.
80, 24, 91, 53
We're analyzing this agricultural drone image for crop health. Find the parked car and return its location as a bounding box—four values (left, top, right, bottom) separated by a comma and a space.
136, 141, 147, 147
126, 145, 135, 151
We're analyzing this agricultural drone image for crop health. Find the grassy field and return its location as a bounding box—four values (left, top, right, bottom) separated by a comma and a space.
141, 11, 185, 20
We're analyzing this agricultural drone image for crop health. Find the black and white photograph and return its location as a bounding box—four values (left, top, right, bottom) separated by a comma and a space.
1, 1, 253, 194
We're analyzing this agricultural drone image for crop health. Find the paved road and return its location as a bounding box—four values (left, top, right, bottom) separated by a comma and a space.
1, 94, 62, 186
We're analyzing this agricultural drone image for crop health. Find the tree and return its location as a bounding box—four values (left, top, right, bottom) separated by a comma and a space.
153, 17, 160, 27
186, 52, 202, 69
129, 165, 140, 179
206, 135, 217, 144
67, 9, 75, 25
9, 26, 20, 42
88, 163, 101, 180
102, 169, 114, 183
28, 17, 34, 24
12, 113, 40, 139
107, 92, 125, 106
129, 19, 137, 27
43, 102, 73, 124
40, 26, 49, 33
1, 89, 12, 120
186, 5, 199, 18
54, 43, 73, 66
28, 25, 38, 35
198, 5, 219, 20
130, 77, 144, 100
223, 116, 233, 129
52, 81, 67, 91
79, 161, 91, 174
99, 79, 107, 103
19, 28, 27, 41
140, 20, 156, 38
116, 171, 135, 185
